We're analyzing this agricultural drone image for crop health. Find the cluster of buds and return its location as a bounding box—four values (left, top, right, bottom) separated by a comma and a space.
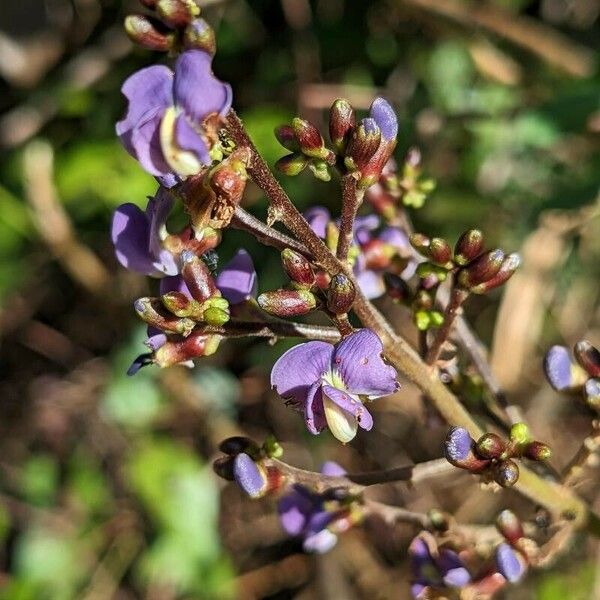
444, 424, 551, 488
125, 0, 216, 56
544, 340, 600, 412
257, 248, 356, 318
365, 150, 436, 221
276, 97, 398, 189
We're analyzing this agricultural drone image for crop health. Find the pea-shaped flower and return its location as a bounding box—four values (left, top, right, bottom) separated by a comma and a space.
116, 49, 232, 186
271, 329, 399, 443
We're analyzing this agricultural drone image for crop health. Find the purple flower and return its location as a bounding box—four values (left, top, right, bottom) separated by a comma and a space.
233, 453, 267, 499
111, 189, 178, 277
278, 462, 346, 553
495, 543, 525, 583
544, 345, 577, 391
409, 535, 471, 598
215, 249, 257, 304
271, 329, 398, 443
116, 49, 232, 186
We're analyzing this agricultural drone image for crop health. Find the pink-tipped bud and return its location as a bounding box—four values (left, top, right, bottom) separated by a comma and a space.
124, 15, 174, 51
574, 340, 600, 377
329, 98, 356, 154
454, 229, 484, 265
275, 153, 308, 176
292, 118, 328, 159
281, 248, 315, 288
457, 249, 505, 290
154, 331, 221, 367
475, 433, 506, 459
496, 509, 524, 545
493, 459, 519, 488
275, 125, 300, 151
327, 273, 356, 314
470, 253, 520, 294
181, 250, 219, 302
183, 18, 216, 54
257, 289, 317, 317
156, 0, 199, 28
134, 297, 195, 335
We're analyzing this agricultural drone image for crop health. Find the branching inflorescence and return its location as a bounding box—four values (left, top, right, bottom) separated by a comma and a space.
112, 1, 600, 597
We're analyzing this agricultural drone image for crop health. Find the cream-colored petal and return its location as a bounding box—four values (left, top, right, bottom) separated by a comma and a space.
322, 392, 358, 443
159, 106, 202, 177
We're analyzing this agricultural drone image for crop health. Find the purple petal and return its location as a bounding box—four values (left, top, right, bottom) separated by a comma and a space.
585, 378, 600, 405
304, 206, 331, 239
379, 226, 409, 250
353, 214, 380, 245
332, 329, 398, 398
438, 549, 471, 587
302, 528, 337, 554
443, 566, 471, 588
130, 109, 174, 178
173, 50, 232, 123
111, 203, 159, 276
369, 97, 398, 141
146, 327, 167, 352
174, 113, 212, 165
544, 345, 574, 391
278, 490, 312, 535
322, 384, 373, 431
410, 583, 427, 599
495, 543, 524, 583
233, 453, 266, 498
355, 269, 386, 299
305, 383, 327, 434
320, 461, 346, 477
147, 190, 178, 275
271, 341, 334, 408
216, 249, 257, 304
444, 427, 473, 463
160, 275, 192, 298
116, 65, 173, 154
361, 117, 379, 135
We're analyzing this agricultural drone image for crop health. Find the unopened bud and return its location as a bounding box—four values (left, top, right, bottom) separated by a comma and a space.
209, 157, 248, 206
275, 153, 308, 176
585, 378, 600, 410
134, 297, 195, 335
524, 441, 552, 462
203, 305, 230, 326
329, 99, 355, 154
281, 248, 315, 288
574, 340, 600, 377
182, 18, 216, 54
345, 118, 381, 171
181, 250, 218, 302
496, 510, 524, 545
476, 433, 506, 459
409, 233, 431, 256
308, 159, 332, 182
327, 273, 356, 314
444, 427, 489, 472
471, 253, 520, 294
494, 459, 519, 488
139, 0, 158, 8
544, 345, 586, 391
154, 330, 221, 367
292, 118, 328, 160
458, 249, 504, 290
454, 229, 484, 265
219, 436, 260, 456
156, 0, 199, 28
233, 453, 283, 499
124, 15, 174, 51
275, 125, 300, 151
429, 237, 452, 266
257, 289, 317, 317
509, 423, 531, 447
161, 291, 198, 318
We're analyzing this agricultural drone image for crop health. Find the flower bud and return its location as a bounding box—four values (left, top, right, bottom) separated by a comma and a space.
134, 297, 195, 335
329, 98, 355, 154
584, 378, 600, 411
409, 233, 431, 256
233, 453, 284, 499
257, 289, 317, 317
292, 118, 329, 160
475, 433, 506, 459
182, 18, 216, 55
524, 441, 552, 461
181, 250, 218, 302
124, 15, 174, 51
429, 237, 452, 266
327, 273, 356, 314
457, 249, 504, 290
219, 436, 260, 456
345, 118, 381, 172
470, 253, 520, 294
275, 125, 300, 151
496, 510, 524, 545
154, 331, 221, 367
308, 159, 332, 182
495, 543, 525, 583
161, 291, 199, 318
544, 345, 587, 391
203, 305, 230, 326
444, 427, 489, 472
509, 423, 531, 448
384, 272, 410, 302
574, 340, 600, 377
454, 229, 484, 265
208, 157, 248, 210
493, 459, 519, 487
275, 153, 308, 176
156, 0, 199, 28
281, 248, 315, 288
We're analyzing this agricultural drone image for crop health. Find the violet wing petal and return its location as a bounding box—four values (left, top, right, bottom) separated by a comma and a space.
174, 113, 212, 165
130, 109, 174, 178
332, 329, 398, 397
305, 383, 327, 434
216, 249, 258, 304
321, 384, 373, 431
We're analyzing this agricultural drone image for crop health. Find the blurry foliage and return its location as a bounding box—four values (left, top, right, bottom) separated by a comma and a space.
0, 0, 599, 597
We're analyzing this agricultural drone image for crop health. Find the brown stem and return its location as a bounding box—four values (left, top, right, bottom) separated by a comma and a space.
197, 320, 341, 343
425, 285, 468, 365
336, 175, 363, 261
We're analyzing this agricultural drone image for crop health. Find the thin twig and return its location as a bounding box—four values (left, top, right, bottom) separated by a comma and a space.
197, 320, 341, 343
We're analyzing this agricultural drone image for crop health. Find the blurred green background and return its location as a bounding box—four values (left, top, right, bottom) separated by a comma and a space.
0, 0, 599, 598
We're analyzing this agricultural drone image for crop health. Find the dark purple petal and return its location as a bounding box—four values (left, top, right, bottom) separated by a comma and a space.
271, 341, 334, 408
174, 113, 211, 165
116, 65, 173, 154
320, 461, 346, 477
304, 206, 331, 239
544, 345, 575, 391
322, 384, 373, 431
173, 50, 232, 123
233, 453, 266, 498
305, 383, 327, 434
216, 249, 257, 304
495, 543, 524, 583
111, 203, 159, 275
160, 275, 192, 298
332, 329, 398, 398
369, 97, 398, 141
305, 509, 334, 535
302, 528, 337, 554
444, 427, 473, 463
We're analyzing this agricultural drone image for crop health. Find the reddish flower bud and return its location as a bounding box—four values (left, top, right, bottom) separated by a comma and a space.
275, 153, 308, 176
327, 273, 356, 314
257, 289, 317, 317
574, 340, 600, 377
524, 441, 552, 462
470, 253, 520, 294
454, 229, 484, 265
329, 98, 356, 154
156, 0, 199, 28
134, 297, 195, 335
181, 250, 219, 302
429, 237, 452, 266
124, 15, 174, 51
281, 248, 315, 288
160, 291, 197, 318
183, 18, 216, 55
275, 125, 300, 151
345, 118, 381, 171
496, 509, 524, 545
154, 331, 221, 367
409, 233, 431, 256
457, 249, 505, 290
292, 118, 328, 159
493, 459, 519, 488
475, 433, 506, 459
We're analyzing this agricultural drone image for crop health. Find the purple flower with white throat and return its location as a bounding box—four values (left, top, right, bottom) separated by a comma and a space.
116, 49, 232, 186
271, 329, 399, 443
111, 188, 178, 276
